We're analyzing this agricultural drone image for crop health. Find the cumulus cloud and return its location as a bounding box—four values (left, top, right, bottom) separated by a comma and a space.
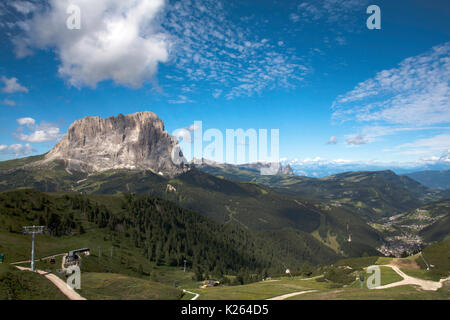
11, 0, 170, 88
332, 42, 450, 126
14, 118, 62, 143
16, 117, 35, 127
1, 76, 28, 93
0, 143, 36, 156
7, 0, 310, 98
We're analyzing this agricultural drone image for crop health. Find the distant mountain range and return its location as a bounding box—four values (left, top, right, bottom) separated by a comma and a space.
404, 170, 450, 190
283, 157, 450, 179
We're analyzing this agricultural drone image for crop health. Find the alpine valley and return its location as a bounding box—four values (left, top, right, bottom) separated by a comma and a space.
1, 112, 449, 300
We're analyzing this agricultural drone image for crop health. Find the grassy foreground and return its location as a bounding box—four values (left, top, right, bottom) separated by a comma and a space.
0, 264, 67, 300
78, 272, 183, 300
183, 275, 449, 300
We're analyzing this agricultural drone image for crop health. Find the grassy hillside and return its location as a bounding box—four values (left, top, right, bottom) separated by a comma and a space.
184, 272, 449, 300
0, 264, 67, 300
0, 189, 341, 277
335, 256, 380, 270
414, 200, 450, 243
290, 284, 449, 300
420, 215, 450, 242
416, 242, 450, 279
405, 170, 450, 190
199, 165, 444, 222
79, 272, 182, 300
0, 159, 88, 192
0, 154, 45, 171
0, 158, 384, 257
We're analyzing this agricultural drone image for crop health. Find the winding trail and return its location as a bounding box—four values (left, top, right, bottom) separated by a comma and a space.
15, 266, 86, 300
183, 289, 200, 300
267, 290, 317, 300
372, 264, 449, 291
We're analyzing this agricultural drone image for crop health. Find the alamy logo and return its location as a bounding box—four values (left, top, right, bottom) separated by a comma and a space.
66, 4, 81, 30
366, 265, 381, 289
171, 121, 280, 175
66, 265, 81, 290
366, 5, 381, 30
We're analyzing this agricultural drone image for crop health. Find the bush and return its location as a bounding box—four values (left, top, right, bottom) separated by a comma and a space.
323, 266, 355, 285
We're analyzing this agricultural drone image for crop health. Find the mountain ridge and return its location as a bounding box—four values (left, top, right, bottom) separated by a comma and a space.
39, 111, 188, 176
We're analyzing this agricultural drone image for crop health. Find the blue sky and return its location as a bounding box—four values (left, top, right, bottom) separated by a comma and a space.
0, 0, 449, 167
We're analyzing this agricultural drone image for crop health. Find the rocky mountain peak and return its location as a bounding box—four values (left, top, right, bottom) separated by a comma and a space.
43, 111, 187, 176
281, 164, 294, 175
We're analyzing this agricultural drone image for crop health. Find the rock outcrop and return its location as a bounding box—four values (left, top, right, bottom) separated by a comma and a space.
43, 111, 187, 176
281, 164, 294, 175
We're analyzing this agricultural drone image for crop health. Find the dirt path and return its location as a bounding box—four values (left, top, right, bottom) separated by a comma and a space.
299, 275, 323, 281
15, 266, 86, 300
267, 290, 317, 300
183, 289, 200, 300
372, 264, 449, 291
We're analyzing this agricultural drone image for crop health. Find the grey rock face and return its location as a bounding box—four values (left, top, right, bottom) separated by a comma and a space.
44, 111, 187, 176
281, 164, 294, 175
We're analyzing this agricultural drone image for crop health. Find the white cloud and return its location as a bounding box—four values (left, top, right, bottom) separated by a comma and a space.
16, 117, 35, 127
393, 134, 450, 157
10, 1, 36, 14
332, 42, 450, 126
327, 136, 338, 144
14, 118, 62, 143
0, 143, 35, 156
345, 125, 450, 145
11, 0, 169, 89
420, 155, 440, 162
1, 76, 28, 93
345, 134, 368, 146
286, 157, 356, 166
7, 0, 310, 98
440, 150, 450, 163
419, 150, 450, 164
2, 98, 16, 106
168, 95, 193, 104
164, 0, 309, 99
294, 0, 369, 29
289, 13, 300, 23
212, 89, 222, 99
